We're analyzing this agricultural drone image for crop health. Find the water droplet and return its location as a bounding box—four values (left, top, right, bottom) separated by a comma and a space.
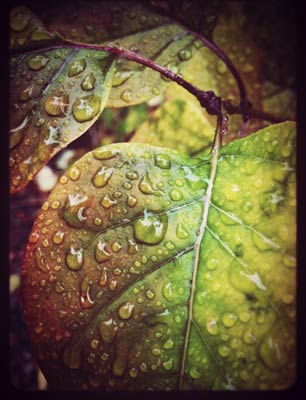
100, 193, 117, 209
69, 166, 81, 181
163, 339, 174, 349
99, 269, 108, 286
19, 85, 33, 101
138, 173, 164, 196
10, 12, 30, 31
134, 214, 168, 245
52, 230, 65, 245
94, 217, 102, 226
178, 48, 192, 61
68, 58, 86, 77
162, 282, 174, 301
121, 89, 132, 103
99, 318, 118, 344
218, 344, 230, 358
81, 73, 96, 91
92, 148, 118, 160
95, 241, 111, 263
239, 311, 250, 323
189, 367, 202, 379
145, 289, 155, 300
63, 348, 82, 369
112, 353, 127, 377
126, 171, 138, 180
34, 247, 50, 272
92, 166, 114, 188
72, 95, 101, 122
127, 238, 138, 254
118, 302, 134, 320
27, 55, 49, 71
170, 189, 183, 201
30, 29, 50, 42
165, 241, 175, 250
34, 322, 44, 334
154, 153, 171, 169
55, 281, 65, 293
51, 200, 60, 209
243, 328, 256, 344
80, 276, 95, 309
176, 222, 189, 239
127, 194, 137, 208
222, 313, 237, 328
59, 175, 68, 184
111, 241, 122, 252
66, 247, 83, 271
259, 323, 289, 370
282, 254, 296, 268
206, 318, 219, 335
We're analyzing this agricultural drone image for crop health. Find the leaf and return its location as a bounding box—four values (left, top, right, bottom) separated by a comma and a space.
22, 121, 296, 390
25, 1, 200, 108
10, 6, 55, 51
9, 49, 115, 194
131, 83, 215, 156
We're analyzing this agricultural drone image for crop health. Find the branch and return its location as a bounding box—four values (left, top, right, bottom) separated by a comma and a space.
13, 39, 288, 126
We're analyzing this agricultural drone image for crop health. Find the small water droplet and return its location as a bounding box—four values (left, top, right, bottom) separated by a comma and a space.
126, 171, 138, 180
145, 289, 155, 300
259, 323, 289, 370
69, 166, 81, 181
127, 194, 137, 208
282, 254, 296, 268
176, 222, 189, 239
95, 241, 112, 263
101, 193, 117, 209
206, 318, 219, 335
92, 166, 114, 188
218, 344, 230, 358
178, 48, 192, 61
162, 282, 174, 301
111, 241, 122, 252
134, 214, 168, 245
68, 58, 86, 77
243, 328, 256, 344
99, 269, 108, 286
163, 339, 174, 349
81, 73, 96, 91
34, 322, 44, 334
189, 367, 202, 379
52, 230, 65, 245
118, 302, 134, 320
109, 279, 117, 291
127, 238, 138, 254
99, 318, 118, 343
222, 312, 237, 328
170, 189, 183, 201
66, 247, 83, 271
94, 217, 102, 226
121, 89, 132, 103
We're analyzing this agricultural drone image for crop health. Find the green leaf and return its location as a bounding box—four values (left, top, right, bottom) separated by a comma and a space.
9, 50, 115, 194
22, 121, 296, 390
23, 1, 200, 107
131, 83, 215, 156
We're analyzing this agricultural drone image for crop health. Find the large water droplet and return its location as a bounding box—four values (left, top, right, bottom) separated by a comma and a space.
259, 322, 289, 370
27, 55, 49, 71
99, 318, 118, 343
95, 241, 111, 263
92, 166, 114, 188
34, 247, 50, 272
154, 153, 171, 169
176, 222, 189, 239
133, 213, 168, 245
10, 12, 30, 32
92, 148, 118, 160
72, 95, 101, 122
162, 282, 174, 301
80, 276, 95, 309
118, 302, 134, 320
45, 95, 69, 117
68, 58, 86, 77
81, 73, 96, 91
63, 347, 82, 369
66, 247, 83, 271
